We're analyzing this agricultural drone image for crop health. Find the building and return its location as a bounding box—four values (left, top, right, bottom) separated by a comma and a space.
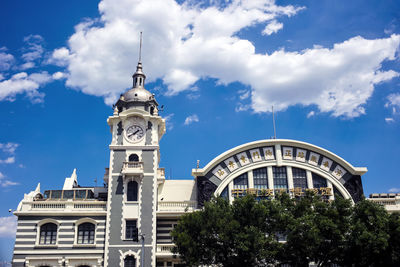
12, 59, 367, 267
368, 193, 400, 213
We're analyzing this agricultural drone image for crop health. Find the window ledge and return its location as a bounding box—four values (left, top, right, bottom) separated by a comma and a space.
73, 244, 96, 247
124, 201, 139, 204
122, 238, 139, 242
35, 244, 58, 248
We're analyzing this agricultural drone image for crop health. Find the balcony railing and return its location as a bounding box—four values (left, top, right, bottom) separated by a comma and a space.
16, 200, 107, 214
156, 244, 176, 256
122, 161, 144, 175
158, 201, 197, 212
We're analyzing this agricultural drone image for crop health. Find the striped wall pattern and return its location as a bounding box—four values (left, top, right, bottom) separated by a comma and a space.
156, 218, 178, 244
12, 215, 106, 267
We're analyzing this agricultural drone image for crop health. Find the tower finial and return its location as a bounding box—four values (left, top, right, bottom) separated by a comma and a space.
272, 105, 277, 139
132, 32, 146, 88
139, 31, 143, 63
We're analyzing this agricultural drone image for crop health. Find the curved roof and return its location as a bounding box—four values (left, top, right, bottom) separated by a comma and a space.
192, 139, 367, 177
123, 87, 154, 102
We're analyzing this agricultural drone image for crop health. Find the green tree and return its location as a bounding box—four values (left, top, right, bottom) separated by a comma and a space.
172, 193, 396, 267
385, 212, 400, 266
280, 192, 352, 267
344, 198, 390, 267
171, 195, 282, 267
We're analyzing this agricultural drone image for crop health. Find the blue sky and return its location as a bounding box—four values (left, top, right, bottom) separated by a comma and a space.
1, 0, 400, 262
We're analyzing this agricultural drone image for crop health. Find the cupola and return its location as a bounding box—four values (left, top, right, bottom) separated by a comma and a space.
114, 32, 158, 114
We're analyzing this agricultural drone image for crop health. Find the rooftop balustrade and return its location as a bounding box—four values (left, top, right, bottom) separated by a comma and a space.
157, 200, 197, 213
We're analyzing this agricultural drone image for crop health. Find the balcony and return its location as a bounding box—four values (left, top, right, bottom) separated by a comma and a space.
122, 161, 144, 176
156, 244, 176, 257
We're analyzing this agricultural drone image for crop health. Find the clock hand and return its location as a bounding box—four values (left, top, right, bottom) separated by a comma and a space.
133, 129, 140, 135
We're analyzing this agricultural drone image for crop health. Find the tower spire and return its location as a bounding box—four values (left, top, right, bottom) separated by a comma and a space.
132, 32, 146, 88
139, 31, 142, 63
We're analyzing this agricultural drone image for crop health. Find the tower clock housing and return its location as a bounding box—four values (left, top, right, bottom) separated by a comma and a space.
104, 59, 165, 267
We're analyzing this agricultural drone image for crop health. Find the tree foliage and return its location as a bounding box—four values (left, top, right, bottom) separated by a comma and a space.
171, 193, 400, 267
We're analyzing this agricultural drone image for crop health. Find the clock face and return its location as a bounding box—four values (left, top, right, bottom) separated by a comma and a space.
126, 124, 145, 142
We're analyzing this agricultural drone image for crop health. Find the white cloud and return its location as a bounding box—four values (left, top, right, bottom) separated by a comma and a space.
0, 157, 15, 164
0, 172, 19, 188
0, 71, 52, 102
307, 111, 315, 118
238, 89, 250, 100
52, 71, 66, 80
262, 19, 283, 35
388, 188, 400, 193
50, 0, 400, 118
20, 61, 35, 70
186, 92, 200, 100
386, 93, 400, 113
385, 117, 394, 123
21, 35, 44, 62
51, 0, 304, 105
235, 103, 251, 112
0, 143, 19, 154
0, 50, 14, 71
48, 47, 70, 67
184, 114, 199, 125
164, 113, 175, 130
0, 216, 17, 237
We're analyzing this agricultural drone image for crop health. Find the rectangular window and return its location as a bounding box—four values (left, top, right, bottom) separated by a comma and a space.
125, 220, 138, 241
292, 167, 307, 189
39, 223, 57, 245
253, 167, 268, 189
233, 173, 248, 189
75, 190, 87, 200
273, 166, 288, 189
77, 223, 95, 244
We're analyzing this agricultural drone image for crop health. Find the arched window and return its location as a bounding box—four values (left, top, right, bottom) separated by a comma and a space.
312, 173, 327, 188
129, 154, 139, 162
233, 173, 248, 189
39, 223, 57, 244
77, 223, 95, 244
220, 186, 229, 200
124, 255, 136, 267
127, 181, 138, 201
253, 167, 268, 189
150, 106, 155, 115
273, 166, 288, 189
292, 167, 307, 189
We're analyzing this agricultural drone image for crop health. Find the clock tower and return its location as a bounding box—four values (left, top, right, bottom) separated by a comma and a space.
104, 57, 166, 267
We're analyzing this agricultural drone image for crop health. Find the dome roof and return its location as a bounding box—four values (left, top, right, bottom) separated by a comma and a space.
123, 87, 154, 102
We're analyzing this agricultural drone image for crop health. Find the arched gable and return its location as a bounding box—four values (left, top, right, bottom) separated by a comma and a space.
193, 139, 367, 206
